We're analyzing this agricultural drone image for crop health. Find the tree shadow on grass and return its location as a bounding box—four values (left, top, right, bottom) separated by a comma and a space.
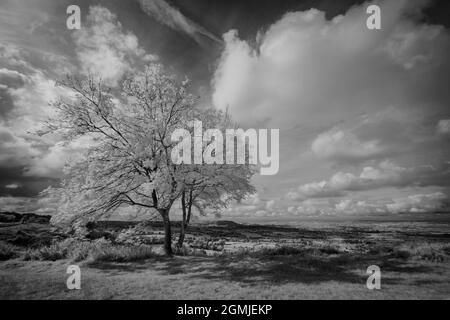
176, 253, 411, 285
90, 251, 434, 285
84, 260, 151, 275
86, 247, 438, 285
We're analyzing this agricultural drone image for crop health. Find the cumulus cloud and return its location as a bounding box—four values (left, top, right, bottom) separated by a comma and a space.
311, 108, 449, 165
0, 67, 75, 178
290, 199, 332, 216
73, 6, 157, 86
1, 5, 158, 183
0, 125, 39, 168
283, 192, 449, 216
312, 128, 388, 164
310, 108, 415, 163
0, 68, 27, 87
287, 160, 450, 200
212, 0, 450, 129
24, 136, 92, 178
220, 193, 286, 218
386, 192, 449, 213
437, 119, 450, 135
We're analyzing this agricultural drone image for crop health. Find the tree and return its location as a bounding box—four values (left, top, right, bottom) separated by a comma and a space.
177, 166, 255, 247
42, 64, 195, 255
174, 108, 256, 247
42, 63, 256, 256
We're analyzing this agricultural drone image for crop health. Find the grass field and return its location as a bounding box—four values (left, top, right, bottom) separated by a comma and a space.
0, 216, 449, 299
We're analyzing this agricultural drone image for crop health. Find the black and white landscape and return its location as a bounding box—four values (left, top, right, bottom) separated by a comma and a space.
0, 0, 449, 300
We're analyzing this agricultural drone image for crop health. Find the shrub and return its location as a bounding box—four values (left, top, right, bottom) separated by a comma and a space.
368, 244, 395, 255
388, 243, 448, 262
173, 244, 190, 256
115, 225, 164, 245
22, 237, 157, 263
23, 237, 109, 261
443, 244, 450, 256
88, 244, 156, 263
187, 237, 225, 251
392, 248, 411, 260
173, 244, 211, 257
319, 245, 341, 255
0, 242, 20, 261
259, 245, 305, 256
23, 243, 67, 261
69, 241, 97, 262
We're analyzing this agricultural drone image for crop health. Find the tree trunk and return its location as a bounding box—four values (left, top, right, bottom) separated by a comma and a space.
160, 210, 173, 256
177, 223, 186, 248
187, 191, 193, 225
177, 190, 194, 248
177, 192, 187, 248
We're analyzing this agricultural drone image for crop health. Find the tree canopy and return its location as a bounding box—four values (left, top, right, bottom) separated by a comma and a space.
41, 64, 256, 255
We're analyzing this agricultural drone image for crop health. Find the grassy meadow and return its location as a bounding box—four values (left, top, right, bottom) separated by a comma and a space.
1, 214, 449, 299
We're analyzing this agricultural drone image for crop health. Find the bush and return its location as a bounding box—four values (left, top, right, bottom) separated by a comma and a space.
115, 225, 164, 245
387, 243, 448, 262
187, 237, 225, 251
443, 244, 450, 256
173, 244, 211, 257
23, 243, 67, 261
392, 248, 411, 260
319, 245, 341, 255
88, 244, 156, 263
259, 245, 305, 256
173, 244, 190, 256
0, 242, 20, 261
23, 238, 108, 261
368, 244, 395, 255
22, 237, 157, 263
69, 241, 98, 262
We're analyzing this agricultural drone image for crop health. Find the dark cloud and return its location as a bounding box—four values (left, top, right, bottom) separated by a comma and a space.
0, 166, 57, 198
0, 87, 14, 117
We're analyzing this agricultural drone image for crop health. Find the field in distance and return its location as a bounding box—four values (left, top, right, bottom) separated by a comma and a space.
0, 212, 449, 299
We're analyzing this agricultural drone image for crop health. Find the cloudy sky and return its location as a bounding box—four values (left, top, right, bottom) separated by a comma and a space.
0, 0, 449, 219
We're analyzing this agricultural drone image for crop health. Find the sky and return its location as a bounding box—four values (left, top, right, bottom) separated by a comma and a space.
0, 0, 449, 219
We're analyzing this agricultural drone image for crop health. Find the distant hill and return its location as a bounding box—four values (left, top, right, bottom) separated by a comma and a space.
0, 211, 51, 224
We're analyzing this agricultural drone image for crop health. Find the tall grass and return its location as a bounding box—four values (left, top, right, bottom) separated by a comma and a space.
88, 245, 156, 263
23, 238, 157, 263
0, 242, 20, 261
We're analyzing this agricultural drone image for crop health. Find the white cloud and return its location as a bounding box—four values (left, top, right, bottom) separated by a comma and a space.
287, 160, 450, 200
0, 6, 156, 180
280, 191, 449, 216
212, 0, 450, 130
0, 68, 75, 176
386, 192, 448, 213
0, 125, 39, 167
310, 107, 426, 164
24, 136, 91, 178
73, 6, 157, 86
138, 0, 221, 44
311, 128, 387, 163
437, 119, 450, 135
